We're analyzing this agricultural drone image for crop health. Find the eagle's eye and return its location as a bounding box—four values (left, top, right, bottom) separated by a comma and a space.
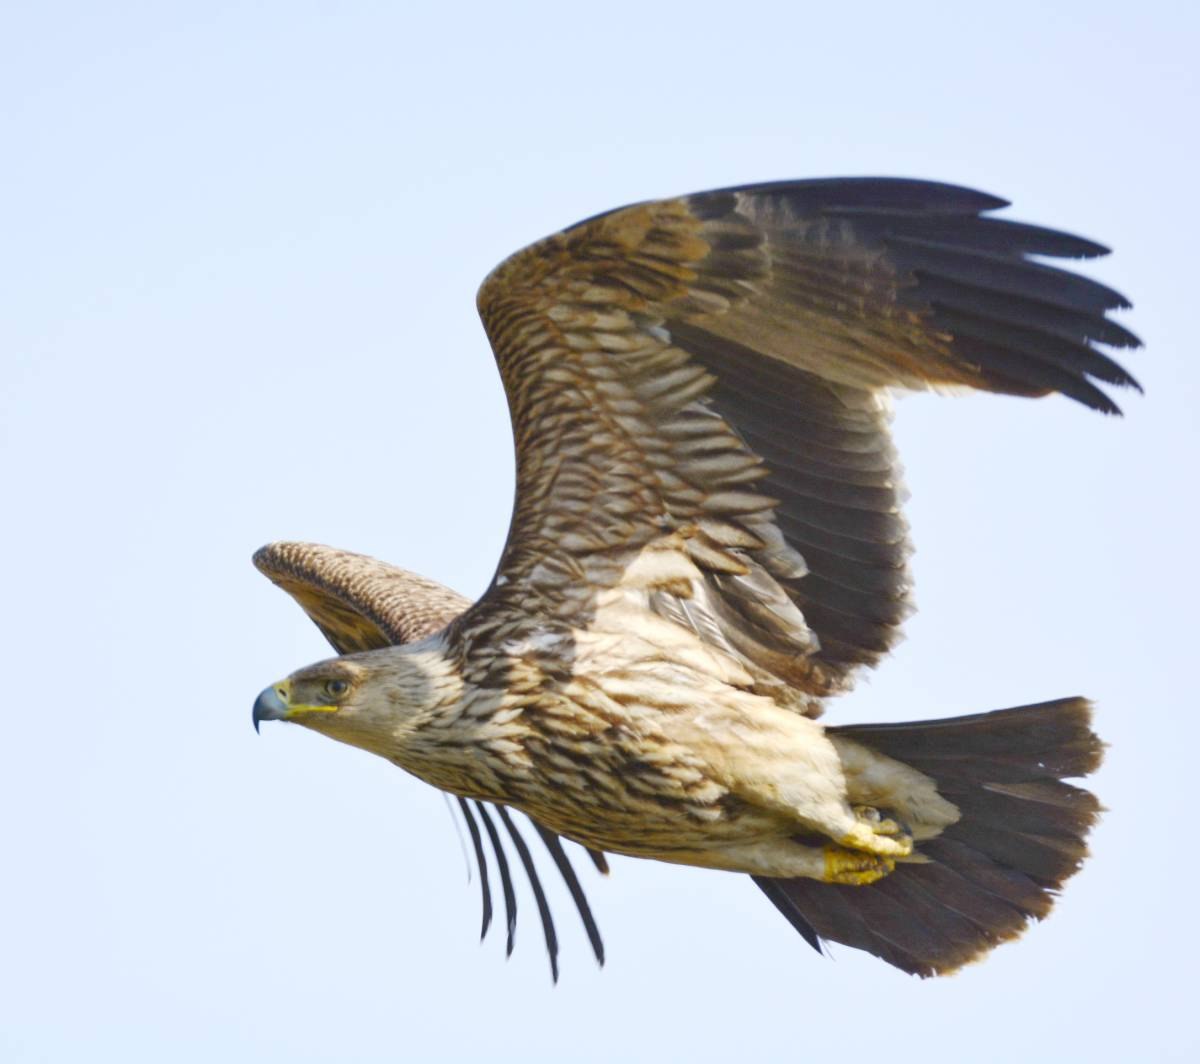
325, 678, 349, 699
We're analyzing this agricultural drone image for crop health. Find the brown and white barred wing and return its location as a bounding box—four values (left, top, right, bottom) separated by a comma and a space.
254, 541, 471, 649
476, 211, 824, 705
471, 179, 1138, 697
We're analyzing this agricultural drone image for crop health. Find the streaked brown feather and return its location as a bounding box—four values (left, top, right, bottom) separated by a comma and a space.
253, 540, 608, 975
254, 178, 1132, 979
469, 178, 1136, 695
253, 542, 469, 648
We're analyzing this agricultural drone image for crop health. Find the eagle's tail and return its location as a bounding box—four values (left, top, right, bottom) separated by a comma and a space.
755, 697, 1104, 976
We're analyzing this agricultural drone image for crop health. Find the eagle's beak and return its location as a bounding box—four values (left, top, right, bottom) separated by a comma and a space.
253, 679, 341, 732
252, 683, 289, 733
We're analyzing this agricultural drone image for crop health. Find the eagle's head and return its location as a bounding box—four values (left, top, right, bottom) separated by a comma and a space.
252, 638, 465, 766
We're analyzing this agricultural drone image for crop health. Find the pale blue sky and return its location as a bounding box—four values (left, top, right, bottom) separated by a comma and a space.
3, 2, 1198, 1061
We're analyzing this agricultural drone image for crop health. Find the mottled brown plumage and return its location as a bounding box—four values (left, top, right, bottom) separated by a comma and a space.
252, 178, 1136, 978
254, 541, 608, 974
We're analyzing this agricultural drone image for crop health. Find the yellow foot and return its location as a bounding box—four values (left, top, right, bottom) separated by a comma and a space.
839, 805, 914, 859
822, 846, 895, 886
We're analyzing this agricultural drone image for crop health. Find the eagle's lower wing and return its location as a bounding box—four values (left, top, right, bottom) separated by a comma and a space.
253, 541, 606, 978
472, 179, 1137, 696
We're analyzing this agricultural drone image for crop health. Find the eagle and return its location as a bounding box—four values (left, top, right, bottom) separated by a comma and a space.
251, 178, 1137, 979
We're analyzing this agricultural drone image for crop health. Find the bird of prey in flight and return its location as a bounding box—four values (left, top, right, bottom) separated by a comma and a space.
252, 178, 1136, 978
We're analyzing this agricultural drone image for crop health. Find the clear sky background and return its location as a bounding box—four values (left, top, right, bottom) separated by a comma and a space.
3, 2, 1198, 1061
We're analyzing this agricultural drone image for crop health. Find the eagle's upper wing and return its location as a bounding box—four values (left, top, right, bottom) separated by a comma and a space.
253, 542, 471, 649
471, 179, 1138, 698
253, 541, 606, 980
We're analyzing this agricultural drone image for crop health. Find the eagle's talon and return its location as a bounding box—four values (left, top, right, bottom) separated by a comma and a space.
841, 806, 914, 858
822, 847, 895, 886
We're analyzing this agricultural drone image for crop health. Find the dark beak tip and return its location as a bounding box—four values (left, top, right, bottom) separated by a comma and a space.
252, 685, 288, 733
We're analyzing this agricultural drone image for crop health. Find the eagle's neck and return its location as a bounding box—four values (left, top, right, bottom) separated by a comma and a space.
337, 636, 526, 801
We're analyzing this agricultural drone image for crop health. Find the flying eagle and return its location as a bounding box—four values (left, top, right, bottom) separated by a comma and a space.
252, 178, 1137, 979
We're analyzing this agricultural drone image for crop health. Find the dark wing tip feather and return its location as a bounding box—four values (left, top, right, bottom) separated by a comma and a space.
585, 177, 1009, 231
841, 202, 1134, 412
568, 174, 1137, 432
887, 234, 1133, 314
702, 177, 1011, 215
534, 824, 606, 967
469, 808, 609, 980
474, 803, 518, 957
496, 808, 559, 983
457, 799, 493, 942
692, 178, 1137, 414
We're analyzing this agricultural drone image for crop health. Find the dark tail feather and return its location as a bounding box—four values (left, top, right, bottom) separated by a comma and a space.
757, 697, 1104, 977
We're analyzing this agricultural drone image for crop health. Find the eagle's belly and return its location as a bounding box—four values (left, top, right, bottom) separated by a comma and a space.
436, 664, 834, 869
507, 789, 790, 869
